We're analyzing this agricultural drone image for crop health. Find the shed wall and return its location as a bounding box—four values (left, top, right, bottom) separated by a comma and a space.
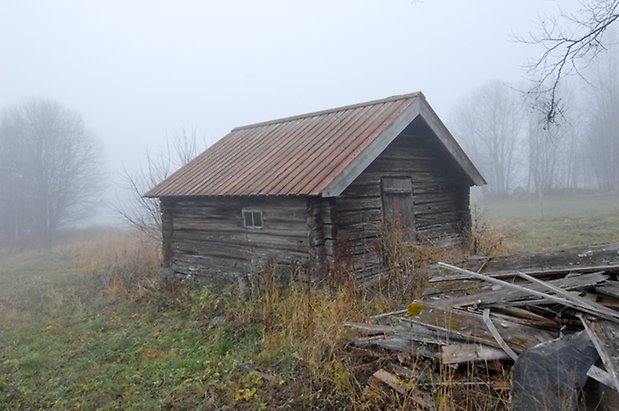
162, 197, 311, 281
335, 122, 472, 282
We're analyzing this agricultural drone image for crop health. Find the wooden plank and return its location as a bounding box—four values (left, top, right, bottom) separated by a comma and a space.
431, 271, 608, 308
370, 309, 408, 321
482, 309, 518, 361
588, 365, 615, 388
451, 243, 619, 277
595, 282, 619, 299
438, 263, 619, 322
433, 264, 598, 282
491, 306, 558, 328
335, 197, 382, 212
516, 271, 619, 320
578, 316, 619, 392
372, 369, 405, 394
340, 182, 381, 198
371, 369, 436, 410
423, 281, 493, 297
414, 201, 461, 215
440, 343, 510, 364
344, 322, 395, 335
402, 304, 555, 353
357, 335, 438, 358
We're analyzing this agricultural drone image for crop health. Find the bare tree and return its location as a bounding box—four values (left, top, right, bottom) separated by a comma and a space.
0, 108, 28, 242
524, 0, 619, 123
0, 99, 104, 243
526, 113, 563, 218
116, 126, 205, 240
583, 35, 619, 190
526, 80, 586, 196
452, 81, 523, 198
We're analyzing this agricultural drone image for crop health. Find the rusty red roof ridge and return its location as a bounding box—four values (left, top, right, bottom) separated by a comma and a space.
231, 91, 422, 132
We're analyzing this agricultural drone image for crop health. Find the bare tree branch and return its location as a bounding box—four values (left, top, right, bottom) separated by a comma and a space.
522, 0, 619, 124
115, 126, 206, 240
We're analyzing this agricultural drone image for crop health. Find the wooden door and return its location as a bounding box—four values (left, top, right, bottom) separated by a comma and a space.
381, 177, 415, 240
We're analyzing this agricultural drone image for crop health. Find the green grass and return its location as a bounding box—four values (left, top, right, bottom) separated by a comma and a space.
474, 192, 619, 253
0, 247, 285, 409
0, 238, 377, 409
3, 193, 617, 408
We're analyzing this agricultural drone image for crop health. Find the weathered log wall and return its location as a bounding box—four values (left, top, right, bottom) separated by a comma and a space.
335, 119, 472, 282
162, 197, 311, 281
160, 119, 473, 283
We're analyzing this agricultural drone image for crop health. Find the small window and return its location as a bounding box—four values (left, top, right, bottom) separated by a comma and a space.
242, 209, 263, 228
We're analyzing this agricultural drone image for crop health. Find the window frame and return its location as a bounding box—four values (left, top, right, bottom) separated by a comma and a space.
242, 208, 263, 229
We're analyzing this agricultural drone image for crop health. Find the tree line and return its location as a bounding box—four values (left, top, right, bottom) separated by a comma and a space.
451, 32, 619, 200
0, 99, 104, 243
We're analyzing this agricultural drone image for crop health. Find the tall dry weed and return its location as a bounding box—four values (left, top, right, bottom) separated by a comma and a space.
378, 224, 458, 303
74, 230, 160, 298
468, 207, 512, 256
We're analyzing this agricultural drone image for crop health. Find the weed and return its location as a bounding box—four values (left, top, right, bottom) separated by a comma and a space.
468, 206, 512, 256
73, 230, 160, 299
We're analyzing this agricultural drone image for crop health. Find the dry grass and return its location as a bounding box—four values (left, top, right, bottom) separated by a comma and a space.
467, 207, 513, 257
1, 220, 517, 409
206, 225, 486, 408
7, 198, 610, 408
71, 229, 160, 299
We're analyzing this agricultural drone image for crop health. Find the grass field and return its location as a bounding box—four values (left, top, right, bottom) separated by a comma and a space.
1, 193, 618, 409
0, 232, 407, 409
474, 192, 619, 253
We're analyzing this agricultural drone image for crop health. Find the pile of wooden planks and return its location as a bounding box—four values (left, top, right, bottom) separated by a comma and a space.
348, 243, 619, 408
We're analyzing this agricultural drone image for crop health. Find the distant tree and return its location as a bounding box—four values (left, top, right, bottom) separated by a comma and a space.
525, 112, 563, 218
0, 99, 104, 243
452, 81, 523, 198
524, 0, 618, 124
116, 126, 205, 240
583, 36, 619, 190
524, 81, 585, 198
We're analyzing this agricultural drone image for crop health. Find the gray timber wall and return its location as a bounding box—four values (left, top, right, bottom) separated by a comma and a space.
306, 197, 337, 277
335, 119, 472, 282
161, 197, 311, 281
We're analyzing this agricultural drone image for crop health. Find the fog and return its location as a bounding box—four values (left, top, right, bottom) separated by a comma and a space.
0, 0, 586, 224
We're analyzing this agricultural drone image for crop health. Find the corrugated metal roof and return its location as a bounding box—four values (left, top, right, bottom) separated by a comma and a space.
145, 92, 484, 198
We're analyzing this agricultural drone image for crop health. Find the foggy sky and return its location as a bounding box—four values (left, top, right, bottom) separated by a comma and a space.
0, 0, 583, 223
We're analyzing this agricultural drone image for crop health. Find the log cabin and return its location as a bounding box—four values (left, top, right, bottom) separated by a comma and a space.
145, 92, 485, 283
